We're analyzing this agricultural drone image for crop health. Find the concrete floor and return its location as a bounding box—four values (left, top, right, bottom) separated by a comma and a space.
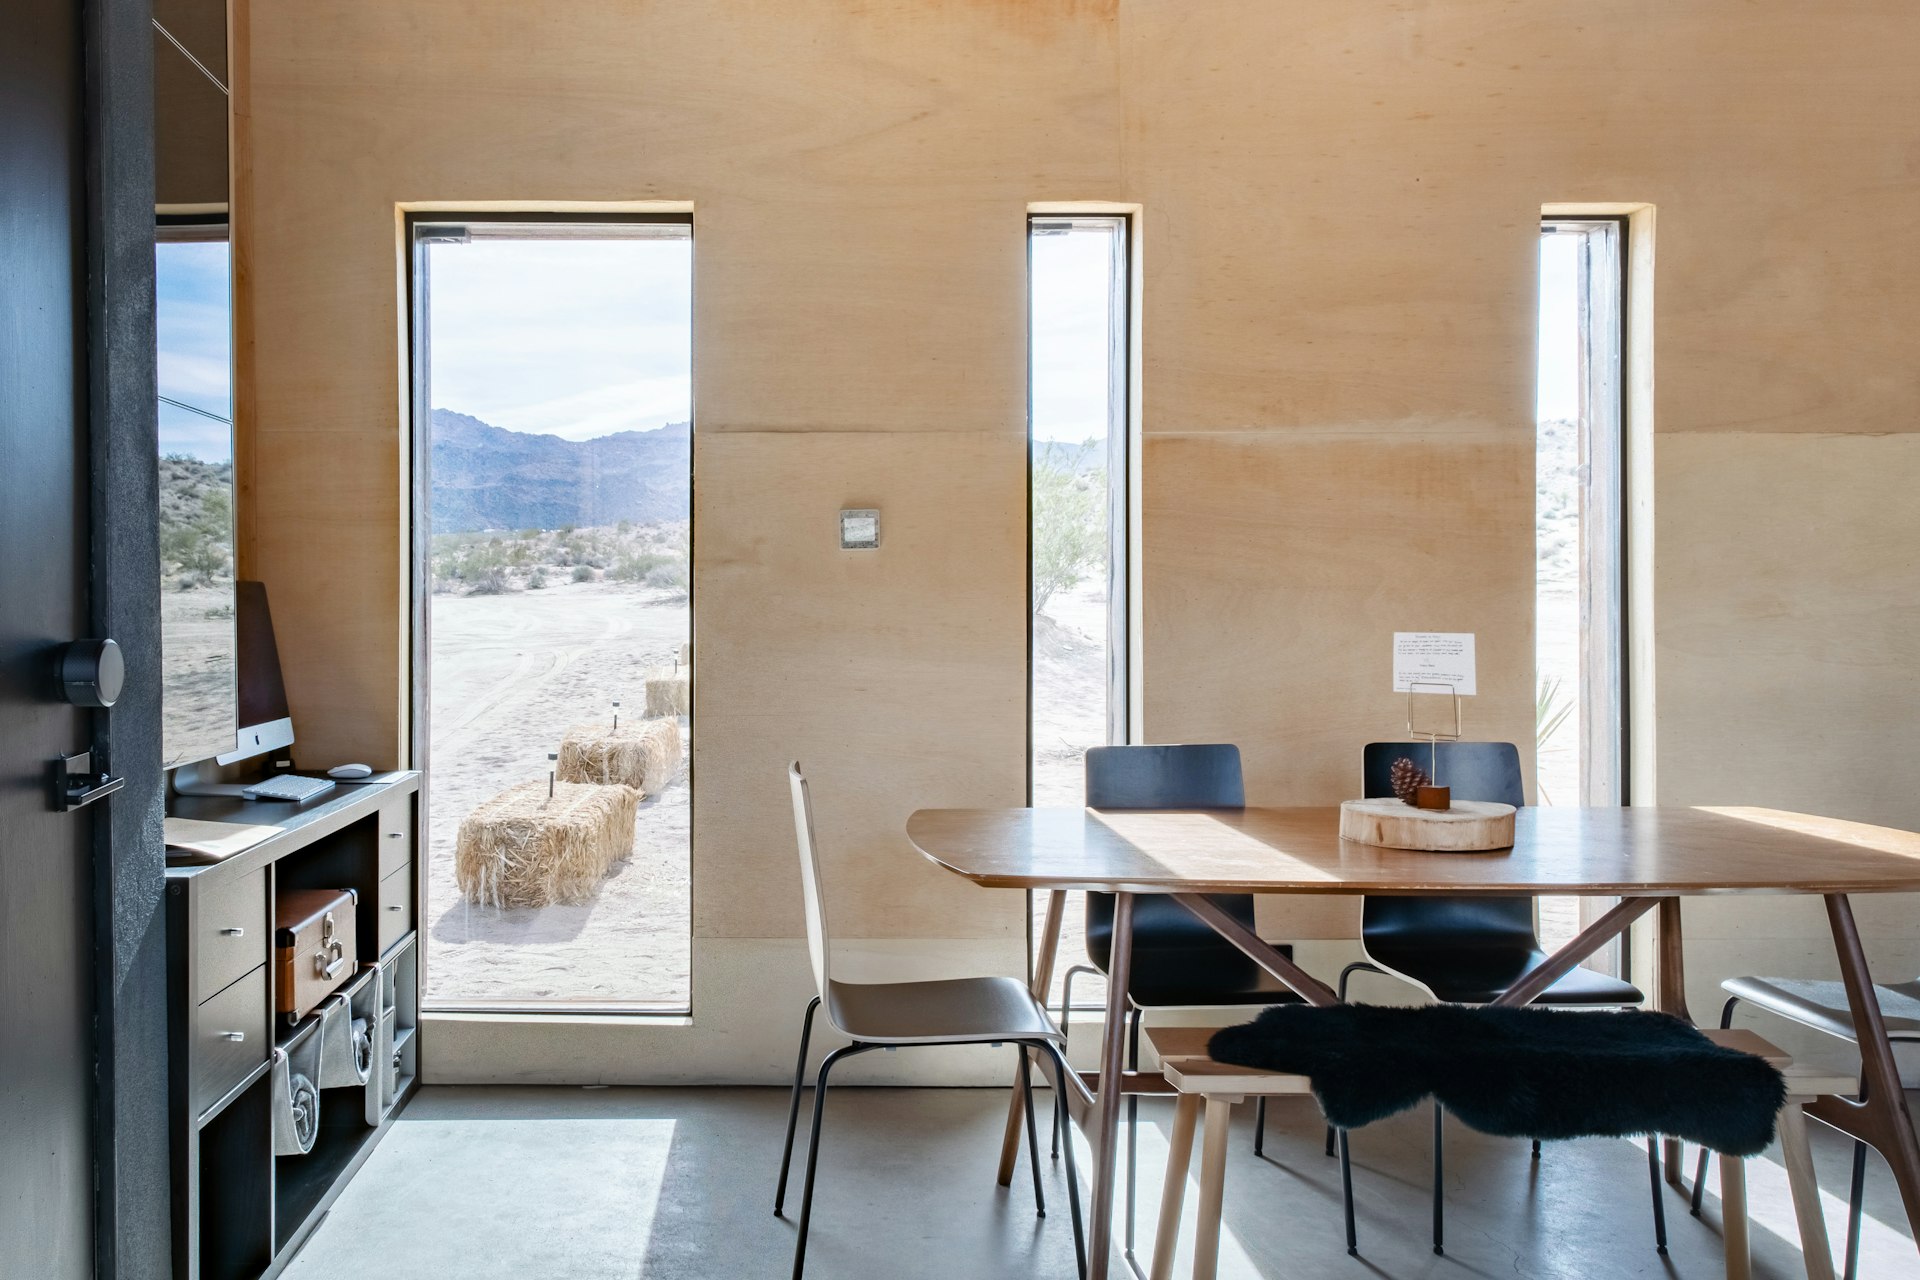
281, 1082, 1919, 1279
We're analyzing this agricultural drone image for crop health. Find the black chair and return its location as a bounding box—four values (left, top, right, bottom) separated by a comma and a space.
1064, 744, 1306, 1267
1303, 741, 1653, 1256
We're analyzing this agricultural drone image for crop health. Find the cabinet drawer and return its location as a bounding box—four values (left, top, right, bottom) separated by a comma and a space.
378, 797, 412, 879
378, 862, 413, 955
194, 967, 266, 1116
197, 866, 267, 997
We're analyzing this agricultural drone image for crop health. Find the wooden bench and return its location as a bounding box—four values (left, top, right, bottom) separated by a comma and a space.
1144, 1024, 1842, 1280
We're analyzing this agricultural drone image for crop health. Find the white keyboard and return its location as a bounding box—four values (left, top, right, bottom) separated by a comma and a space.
242, 774, 337, 804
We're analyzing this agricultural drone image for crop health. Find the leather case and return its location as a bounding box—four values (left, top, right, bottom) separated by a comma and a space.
274, 888, 358, 1024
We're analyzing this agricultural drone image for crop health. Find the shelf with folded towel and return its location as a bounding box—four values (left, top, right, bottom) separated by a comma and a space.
167, 770, 422, 1280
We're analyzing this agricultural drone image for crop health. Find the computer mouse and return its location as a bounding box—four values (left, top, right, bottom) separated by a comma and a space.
327, 763, 374, 780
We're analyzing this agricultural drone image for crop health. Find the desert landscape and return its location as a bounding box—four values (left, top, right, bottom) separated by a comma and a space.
427, 561, 691, 1008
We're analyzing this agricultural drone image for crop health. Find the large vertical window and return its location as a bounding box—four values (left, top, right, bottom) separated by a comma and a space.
155, 221, 238, 765
1029, 214, 1131, 1005
409, 215, 693, 1011
1536, 216, 1627, 954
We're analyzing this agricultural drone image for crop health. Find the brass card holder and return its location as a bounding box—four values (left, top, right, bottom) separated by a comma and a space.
1405, 682, 1461, 810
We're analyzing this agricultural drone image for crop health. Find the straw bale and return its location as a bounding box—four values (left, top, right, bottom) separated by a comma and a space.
454, 780, 638, 909
645, 671, 690, 718
556, 717, 681, 795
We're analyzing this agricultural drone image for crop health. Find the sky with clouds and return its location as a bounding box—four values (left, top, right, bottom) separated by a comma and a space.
156, 240, 233, 462
424, 237, 693, 441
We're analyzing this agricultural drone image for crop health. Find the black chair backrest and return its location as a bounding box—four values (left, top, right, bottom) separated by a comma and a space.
1360, 741, 1534, 946
1083, 744, 1257, 975
1086, 743, 1244, 810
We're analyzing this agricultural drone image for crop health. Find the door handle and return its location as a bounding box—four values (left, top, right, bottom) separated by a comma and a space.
50, 750, 125, 812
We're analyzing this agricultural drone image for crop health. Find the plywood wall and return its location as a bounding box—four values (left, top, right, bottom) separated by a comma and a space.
241, 0, 1920, 1080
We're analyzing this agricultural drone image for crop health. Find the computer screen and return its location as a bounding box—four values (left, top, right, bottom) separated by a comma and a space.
216, 580, 294, 765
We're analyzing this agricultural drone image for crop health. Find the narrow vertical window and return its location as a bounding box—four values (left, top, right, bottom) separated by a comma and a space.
409, 215, 693, 1011
1536, 216, 1627, 953
1029, 214, 1131, 1005
155, 218, 238, 767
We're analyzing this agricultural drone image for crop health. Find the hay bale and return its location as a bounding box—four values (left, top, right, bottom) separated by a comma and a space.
454, 780, 638, 909
645, 671, 690, 718
556, 717, 681, 795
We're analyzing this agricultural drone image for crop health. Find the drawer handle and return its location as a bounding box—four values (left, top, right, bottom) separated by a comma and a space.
219, 1031, 246, 1043
219, 927, 245, 937
387, 904, 403, 912
386, 832, 404, 839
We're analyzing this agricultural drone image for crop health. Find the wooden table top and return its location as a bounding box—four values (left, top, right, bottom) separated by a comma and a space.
907, 805, 1920, 896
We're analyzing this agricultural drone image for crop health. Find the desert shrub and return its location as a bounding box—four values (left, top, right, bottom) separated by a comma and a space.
645, 561, 688, 596
467, 566, 512, 595
572, 565, 596, 583
529, 567, 547, 589
1031, 444, 1104, 614
614, 551, 672, 582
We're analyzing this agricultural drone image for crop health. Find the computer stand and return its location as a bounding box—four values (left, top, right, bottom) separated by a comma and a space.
171, 758, 255, 798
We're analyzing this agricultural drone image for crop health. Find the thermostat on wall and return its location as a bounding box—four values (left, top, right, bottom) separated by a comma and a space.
840, 509, 879, 550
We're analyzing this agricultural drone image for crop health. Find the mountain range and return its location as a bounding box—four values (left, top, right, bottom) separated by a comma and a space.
430, 409, 691, 533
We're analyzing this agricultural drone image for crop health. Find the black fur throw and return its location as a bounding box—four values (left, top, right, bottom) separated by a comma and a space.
1209, 1003, 1786, 1156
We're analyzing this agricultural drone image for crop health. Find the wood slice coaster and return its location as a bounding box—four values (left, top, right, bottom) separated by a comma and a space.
1338, 798, 1517, 852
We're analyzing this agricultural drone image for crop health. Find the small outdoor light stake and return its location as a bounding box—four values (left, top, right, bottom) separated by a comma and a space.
611, 700, 620, 732
548, 752, 558, 799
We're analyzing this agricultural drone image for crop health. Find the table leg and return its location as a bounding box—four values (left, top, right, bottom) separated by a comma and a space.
999, 888, 1067, 1187
1659, 897, 1692, 1182
1805, 894, 1920, 1255
1087, 892, 1135, 1280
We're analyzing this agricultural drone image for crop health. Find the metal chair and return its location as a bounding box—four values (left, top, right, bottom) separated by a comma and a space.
1697, 974, 1920, 1279
1290, 740, 1653, 1257
774, 762, 1086, 1280
1059, 744, 1305, 1268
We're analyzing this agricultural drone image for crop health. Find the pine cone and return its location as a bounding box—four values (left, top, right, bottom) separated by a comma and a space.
1390, 756, 1431, 805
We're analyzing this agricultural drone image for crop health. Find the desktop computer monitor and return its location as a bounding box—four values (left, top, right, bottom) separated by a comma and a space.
218, 580, 294, 765
172, 580, 296, 795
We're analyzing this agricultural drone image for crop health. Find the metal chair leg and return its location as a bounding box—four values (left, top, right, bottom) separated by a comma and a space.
1844, 1137, 1867, 1280
1323, 963, 1373, 1158
1254, 1097, 1266, 1156
1020, 1047, 1047, 1218
1431, 1102, 1445, 1255
1338, 1128, 1357, 1255
789, 1043, 874, 1280
1647, 1137, 1669, 1254
774, 995, 821, 1215
1124, 1007, 1142, 1258
1036, 1040, 1089, 1280
1531, 1139, 1541, 1160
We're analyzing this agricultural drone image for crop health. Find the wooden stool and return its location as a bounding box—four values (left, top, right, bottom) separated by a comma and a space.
1698, 1029, 1851, 1280
1147, 1024, 1839, 1280
1144, 1026, 1316, 1280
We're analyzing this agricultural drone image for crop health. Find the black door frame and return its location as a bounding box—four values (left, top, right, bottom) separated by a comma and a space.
86, 0, 171, 1273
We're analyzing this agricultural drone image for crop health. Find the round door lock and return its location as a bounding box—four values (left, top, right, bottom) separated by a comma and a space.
57, 638, 124, 708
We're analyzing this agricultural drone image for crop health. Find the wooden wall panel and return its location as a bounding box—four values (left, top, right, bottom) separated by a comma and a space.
241, 0, 1920, 1074
693, 429, 1028, 940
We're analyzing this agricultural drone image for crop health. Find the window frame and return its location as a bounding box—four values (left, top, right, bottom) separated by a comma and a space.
402, 209, 696, 1015
1024, 211, 1137, 1005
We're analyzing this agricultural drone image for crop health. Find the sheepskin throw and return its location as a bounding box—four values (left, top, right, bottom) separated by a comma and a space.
1209, 1004, 1786, 1156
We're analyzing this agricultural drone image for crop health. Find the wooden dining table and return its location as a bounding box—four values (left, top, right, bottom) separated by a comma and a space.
907, 803, 1920, 1280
